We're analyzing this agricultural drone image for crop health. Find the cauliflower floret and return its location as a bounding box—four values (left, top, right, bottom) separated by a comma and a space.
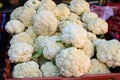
70, 0, 90, 15
24, 0, 41, 10
25, 26, 37, 40
34, 36, 49, 51
88, 59, 110, 74
33, 10, 58, 36
12, 61, 42, 78
56, 3, 71, 21
86, 18, 108, 35
61, 24, 88, 49
87, 32, 98, 43
82, 12, 98, 23
40, 61, 59, 77
10, 6, 36, 27
10, 32, 34, 45
8, 42, 34, 63
5, 19, 25, 34
56, 47, 91, 77
82, 40, 94, 58
37, 0, 56, 12
58, 13, 83, 32
96, 39, 120, 67
59, 19, 83, 32
35, 35, 64, 60
69, 13, 81, 21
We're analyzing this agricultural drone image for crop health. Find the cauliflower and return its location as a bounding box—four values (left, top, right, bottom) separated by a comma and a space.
5, 19, 25, 34
37, 0, 56, 12
88, 59, 110, 74
40, 61, 59, 77
58, 13, 83, 32
24, 0, 41, 10
33, 10, 58, 36
82, 12, 98, 23
82, 40, 94, 58
70, 0, 90, 15
56, 3, 71, 21
10, 32, 34, 45
8, 42, 34, 63
10, 7, 36, 27
59, 19, 83, 32
86, 18, 108, 35
12, 61, 42, 78
87, 32, 98, 43
25, 26, 37, 40
34, 36, 49, 51
56, 47, 91, 77
95, 39, 120, 67
69, 13, 81, 21
61, 24, 88, 49
35, 35, 64, 60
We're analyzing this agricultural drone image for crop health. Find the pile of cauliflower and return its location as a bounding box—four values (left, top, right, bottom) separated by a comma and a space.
5, 0, 120, 78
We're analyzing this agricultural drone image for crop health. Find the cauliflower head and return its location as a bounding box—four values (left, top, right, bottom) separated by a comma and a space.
56, 47, 91, 77
82, 12, 98, 23
24, 0, 41, 10
56, 3, 71, 21
10, 32, 34, 45
96, 39, 120, 67
33, 10, 58, 36
8, 42, 34, 63
86, 18, 108, 35
87, 32, 98, 43
37, 0, 56, 12
10, 6, 36, 27
36, 36, 64, 60
70, 0, 90, 15
40, 61, 59, 77
61, 24, 88, 49
59, 13, 83, 32
34, 36, 49, 51
12, 61, 42, 78
25, 26, 37, 40
82, 40, 94, 58
5, 19, 25, 34
88, 59, 110, 74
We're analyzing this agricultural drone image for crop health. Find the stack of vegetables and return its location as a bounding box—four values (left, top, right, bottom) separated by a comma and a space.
5, 0, 120, 78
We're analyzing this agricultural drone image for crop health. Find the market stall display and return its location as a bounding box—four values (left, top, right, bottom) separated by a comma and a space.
0, 0, 120, 80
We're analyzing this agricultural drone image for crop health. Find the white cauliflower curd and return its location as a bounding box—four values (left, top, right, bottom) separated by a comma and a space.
10, 6, 36, 27
37, 0, 56, 12
61, 24, 88, 49
82, 12, 98, 23
82, 40, 94, 58
25, 26, 37, 40
87, 32, 98, 43
8, 42, 34, 63
56, 3, 71, 21
86, 18, 108, 35
58, 14, 83, 31
88, 59, 110, 74
95, 39, 120, 67
56, 47, 91, 77
10, 32, 34, 45
12, 61, 42, 78
24, 0, 41, 10
70, 0, 90, 15
5, 19, 25, 34
34, 35, 64, 60
40, 61, 59, 77
33, 10, 58, 36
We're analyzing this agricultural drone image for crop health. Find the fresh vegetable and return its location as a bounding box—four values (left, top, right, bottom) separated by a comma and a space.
12, 61, 42, 78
